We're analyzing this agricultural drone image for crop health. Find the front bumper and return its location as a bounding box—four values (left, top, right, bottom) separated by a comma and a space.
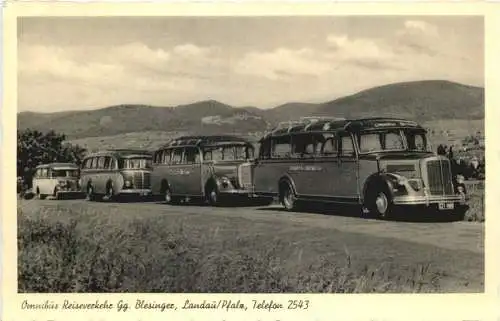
218, 186, 260, 198
119, 189, 152, 196
56, 190, 84, 194
393, 194, 465, 206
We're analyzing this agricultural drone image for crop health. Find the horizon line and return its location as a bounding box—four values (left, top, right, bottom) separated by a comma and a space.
17, 78, 484, 114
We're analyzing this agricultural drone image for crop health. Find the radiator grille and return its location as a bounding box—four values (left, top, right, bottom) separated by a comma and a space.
66, 180, 78, 191
132, 171, 151, 189
426, 159, 454, 195
238, 164, 253, 189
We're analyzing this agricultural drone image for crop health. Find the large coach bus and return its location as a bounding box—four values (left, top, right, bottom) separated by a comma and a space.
252, 117, 468, 219
151, 135, 265, 205
80, 149, 153, 201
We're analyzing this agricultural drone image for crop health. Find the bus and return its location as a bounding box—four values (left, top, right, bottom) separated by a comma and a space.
151, 135, 266, 205
252, 117, 468, 219
80, 149, 153, 201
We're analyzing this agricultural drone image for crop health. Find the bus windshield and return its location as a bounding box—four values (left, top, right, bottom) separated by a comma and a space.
405, 130, 431, 152
357, 129, 430, 154
203, 145, 253, 161
52, 170, 79, 177
119, 158, 152, 169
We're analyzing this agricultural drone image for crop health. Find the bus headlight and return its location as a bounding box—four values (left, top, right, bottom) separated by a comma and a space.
220, 177, 230, 188
408, 179, 422, 191
124, 180, 132, 188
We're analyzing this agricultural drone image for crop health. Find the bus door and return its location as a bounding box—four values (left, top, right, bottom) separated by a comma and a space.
182, 147, 203, 196
335, 133, 360, 202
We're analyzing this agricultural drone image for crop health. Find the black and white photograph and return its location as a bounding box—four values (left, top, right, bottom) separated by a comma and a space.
15, 15, 485, 294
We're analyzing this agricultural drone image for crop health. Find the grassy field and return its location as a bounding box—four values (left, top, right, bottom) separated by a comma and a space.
423, 119, 484, 148
463, 181, 485, 222
18, 198, 483, 293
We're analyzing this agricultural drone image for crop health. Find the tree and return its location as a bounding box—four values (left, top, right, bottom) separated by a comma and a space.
17, 129, 87, 189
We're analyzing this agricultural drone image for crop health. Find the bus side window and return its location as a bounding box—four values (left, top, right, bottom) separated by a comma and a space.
89, 157, 96, 169
97, 156, 106, 169
340, 135, 356, 157
259, 139, 271, 159
171, 148, 183, 165
321, 136, 338, 157
203, 149, 212, 161
184, 147, 199, 164
291, 134, 314, 158
110, 157, 117, 170
272, 136, 291, 159
159, 149, 169, 164
104, 156, 112, 169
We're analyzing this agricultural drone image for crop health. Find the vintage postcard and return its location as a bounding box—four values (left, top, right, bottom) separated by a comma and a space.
2, 2, 499, 321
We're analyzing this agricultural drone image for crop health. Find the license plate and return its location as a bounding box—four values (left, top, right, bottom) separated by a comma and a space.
438, 202, 454, 210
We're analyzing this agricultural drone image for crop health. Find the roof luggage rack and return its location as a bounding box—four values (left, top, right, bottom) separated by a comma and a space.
299, 116, 346, 123
268, 116, 346, 134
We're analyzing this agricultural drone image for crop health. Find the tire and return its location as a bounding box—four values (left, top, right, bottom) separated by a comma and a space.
453, 204, 468, 221
53, 187, 60, 200
366, 186, 394, 220
163, 186, 179, 205
105, 183, 115, 201
206, 183, 221, 206
36, 188, 46, 200
280, 180, 297, 211
86, 185, 96, 201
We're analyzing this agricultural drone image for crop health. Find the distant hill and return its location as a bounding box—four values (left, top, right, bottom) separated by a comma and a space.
18, 80, 484, 139
264, 102, 321, 124
18, 100, 268, 139
313, 80, 484, 121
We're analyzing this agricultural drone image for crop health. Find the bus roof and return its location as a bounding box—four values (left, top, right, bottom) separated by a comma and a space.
35, 162, 79, 170
158, 135, 252, 149
85, 149, 153, 159
261, 117, 425, 140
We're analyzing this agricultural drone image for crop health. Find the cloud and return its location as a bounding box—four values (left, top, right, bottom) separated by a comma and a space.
172, 43, 213, 57
234, 47, 332, 80
18, 41, 224, 111
325, 34, 396, 66
17, 17, 483, 112
403, 20, 439, 37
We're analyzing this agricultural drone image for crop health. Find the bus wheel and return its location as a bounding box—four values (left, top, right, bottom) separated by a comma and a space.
105, 183, 115, 201
207, 184, 221, 206
53, 187, 60, 200
86, 185, 96, 201
366, 187, 393, 220
280, 181, 297, 211
36, 188, 45, 200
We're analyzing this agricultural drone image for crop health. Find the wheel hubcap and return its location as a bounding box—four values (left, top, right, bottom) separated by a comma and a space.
165, 190, 171, 202
283, 187, 293, 208
210, 190, 217, 203
375, 193, 388, 214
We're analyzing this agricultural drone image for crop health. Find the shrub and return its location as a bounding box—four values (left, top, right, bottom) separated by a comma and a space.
17, 129, 87, 190
18, 209, 443, 293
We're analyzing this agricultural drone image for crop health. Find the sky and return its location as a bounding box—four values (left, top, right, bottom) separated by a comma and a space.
18, 16, 484, 113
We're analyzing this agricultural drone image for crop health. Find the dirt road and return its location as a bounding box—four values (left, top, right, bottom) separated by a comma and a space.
19, 198, 484, 254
